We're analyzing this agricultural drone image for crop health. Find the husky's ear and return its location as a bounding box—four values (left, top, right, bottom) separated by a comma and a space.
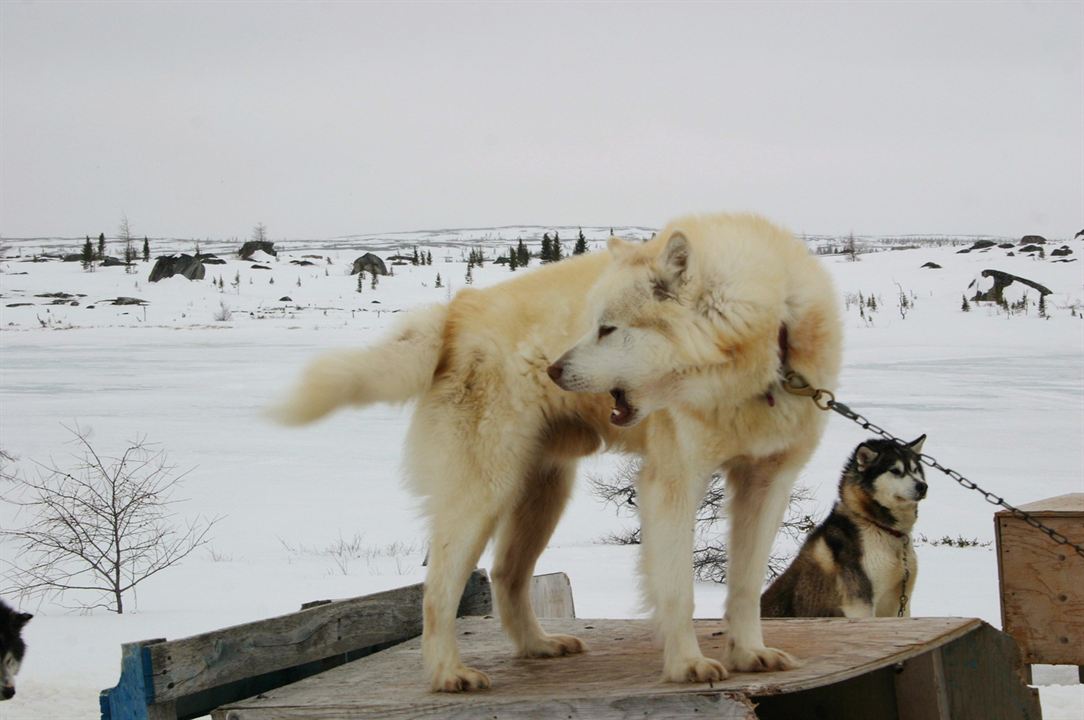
15, 612, 32, 629
659, 232, 690, 283
906, 434, 927, 454
607, 236, 638, 261
855, 444, 879, 471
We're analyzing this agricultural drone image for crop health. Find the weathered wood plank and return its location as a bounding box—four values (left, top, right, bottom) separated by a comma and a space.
148, 570, 490, 704
996, 494, 1084, 665
938, 622, 1042, 720
213, 617, 986, 719
894, 647, 949, 720
527, 572, 575, 619
750, 666, 899, 720
219, 692, 757, 719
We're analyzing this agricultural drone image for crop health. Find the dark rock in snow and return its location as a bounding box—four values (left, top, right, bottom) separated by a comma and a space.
278, 296, 293, 302
100, 256, 129, 267
1019, 244, 1043, 254
35, 292, 78, 299
971, 269, 1052, 303
149, 254, 205, 282
921, 262, 942, 269
200, 254, 226, 265
1051, 246, 1073, 257
250, 264, 271, 270
110, 297, 148, 306
290, 260, 316, 266
1019, 235, 1047, 245
238, 241, 277, 259
998, 243, 1015, 249
351, 253, 388, 277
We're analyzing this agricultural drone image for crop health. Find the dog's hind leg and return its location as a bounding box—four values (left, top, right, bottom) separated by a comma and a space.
638, 456, 727, 683
422, 496, 499, 692
491, 459, 586, 659
723, 453, 804, 672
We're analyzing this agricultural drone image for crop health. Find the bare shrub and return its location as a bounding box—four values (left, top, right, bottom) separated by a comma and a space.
590, 457, 816, 583
1, 426, 219, 613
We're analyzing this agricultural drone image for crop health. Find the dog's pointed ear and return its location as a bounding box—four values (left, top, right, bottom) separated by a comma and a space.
855, 444, 879, 471
907, 434, 927, 454
607, 236, 637, 260
15, 612, 32, 629
658, 232, 690, 285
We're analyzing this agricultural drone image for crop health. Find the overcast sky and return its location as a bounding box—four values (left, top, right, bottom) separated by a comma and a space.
1, 1, 1080, 240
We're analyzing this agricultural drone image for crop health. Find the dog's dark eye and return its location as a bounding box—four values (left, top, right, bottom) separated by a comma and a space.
890, 468, 903, 477
598, 325, 616, 340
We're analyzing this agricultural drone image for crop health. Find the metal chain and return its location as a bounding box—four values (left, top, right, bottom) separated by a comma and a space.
897, 537, 910, 618
782, 371, 1084, 559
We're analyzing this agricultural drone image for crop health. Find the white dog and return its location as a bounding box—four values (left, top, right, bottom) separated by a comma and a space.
275, 213, 842, 691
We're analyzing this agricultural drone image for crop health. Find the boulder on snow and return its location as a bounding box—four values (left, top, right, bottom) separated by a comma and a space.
1019, 235, 1047, 245
351, 253, 388, 277
100, 256, 131, 267
921, 262, 942, 269
110, 297, 148, 306
1051, 245, 1073, 257
971, 269, 1052, 303
199, 253, 226, 265
238, 241, 277, 260
957, 239, 997, 254
149, 254, 205, 282
1019, 244, 1043, 254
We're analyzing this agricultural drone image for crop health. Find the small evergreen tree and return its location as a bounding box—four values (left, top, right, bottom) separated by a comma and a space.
509, 246, 518, 271
961, 294, 971, 312
97, 233, 106, 260
269, 276, 275, 285
434, 273, 443, 288
412, 247, 420, 266
81, 236, 95, 271
465, 262, 474, 285
552, 234, 563, 262
1038, 293, 1048, 318
124, 238, 137, 273
574, 229, 588, 255
142, 236, 150, 262
516, 239, 530, 267
540, 234, 552, 262
427, 250, 433, 265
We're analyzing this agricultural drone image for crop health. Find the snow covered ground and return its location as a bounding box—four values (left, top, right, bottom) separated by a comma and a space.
1, 227, 1081, 718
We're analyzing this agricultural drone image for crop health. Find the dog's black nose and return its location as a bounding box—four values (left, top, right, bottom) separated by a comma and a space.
2, 686, 14, 700
915, 480, 928, 499
547, 363, 564, 383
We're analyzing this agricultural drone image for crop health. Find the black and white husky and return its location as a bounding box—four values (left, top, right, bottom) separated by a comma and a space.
761, 436, 928, 618
0, 600, 32, 701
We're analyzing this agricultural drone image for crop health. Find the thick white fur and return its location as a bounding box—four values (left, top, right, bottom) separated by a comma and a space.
274, 213, 842, 690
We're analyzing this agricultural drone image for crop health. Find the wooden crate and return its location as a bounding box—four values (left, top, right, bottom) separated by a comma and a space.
996, 492, 1084, 666
212, 616, 1039, 720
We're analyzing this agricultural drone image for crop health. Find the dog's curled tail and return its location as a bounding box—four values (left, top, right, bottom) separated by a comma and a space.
268, 303, 448, 426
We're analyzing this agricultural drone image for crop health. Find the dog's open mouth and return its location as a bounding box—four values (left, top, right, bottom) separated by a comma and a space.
609, 388, 636, 426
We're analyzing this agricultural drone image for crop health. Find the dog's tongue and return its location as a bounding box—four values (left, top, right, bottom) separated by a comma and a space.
610, 388, 634, 426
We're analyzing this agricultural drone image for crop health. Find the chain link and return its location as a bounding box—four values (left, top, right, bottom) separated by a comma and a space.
780, 373, 1084, 560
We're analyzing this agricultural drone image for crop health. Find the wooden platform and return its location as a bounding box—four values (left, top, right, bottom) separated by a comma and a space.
212, 616, 1040, 720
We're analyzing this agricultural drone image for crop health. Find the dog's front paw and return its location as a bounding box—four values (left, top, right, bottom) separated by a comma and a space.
663, 654, 728, 684
431, 664, 492, 692
519, 633, 587, 658
727, 644, 799, 673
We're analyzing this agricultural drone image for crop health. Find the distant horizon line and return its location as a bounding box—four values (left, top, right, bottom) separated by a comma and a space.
2, 224, 1068, 244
